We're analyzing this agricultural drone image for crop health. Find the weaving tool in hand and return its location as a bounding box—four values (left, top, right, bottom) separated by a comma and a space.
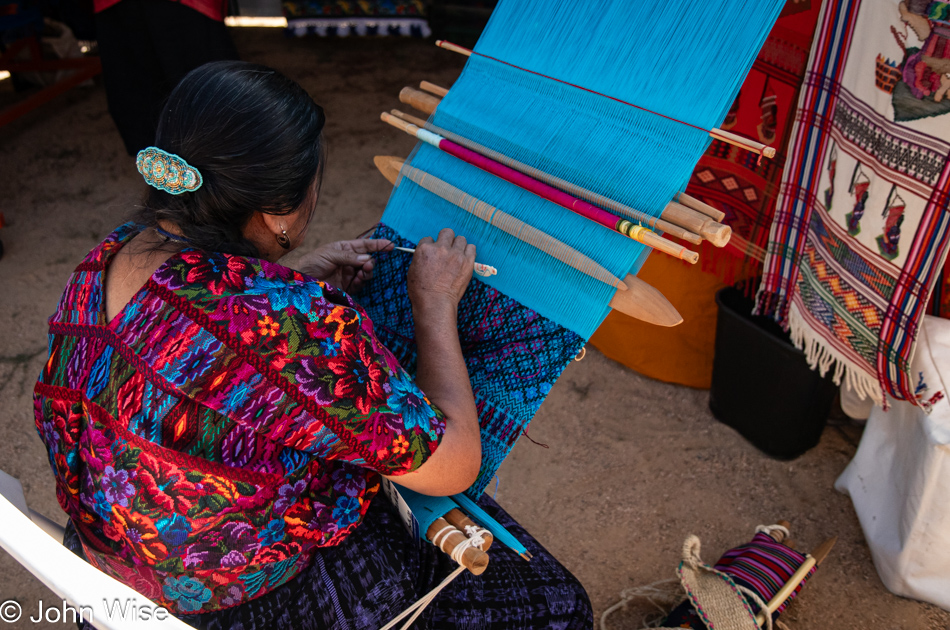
360, 0, 786, 551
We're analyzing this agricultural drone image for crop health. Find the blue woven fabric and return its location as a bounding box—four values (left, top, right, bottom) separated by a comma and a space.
357, 224, 584, 497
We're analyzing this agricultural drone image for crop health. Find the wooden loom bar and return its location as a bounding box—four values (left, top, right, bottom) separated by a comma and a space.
393, 88, 730, 249
388, 108, 705, 246
433, 39, 776, 158
380, 112, 700, 263
426, 517, 489, 575
399, 86, 440, 115
420, 81, 450, 97
444, 508, 493, 551
674, 192, 726, 222
373, 155, 683, 327
662, 202, 731, 248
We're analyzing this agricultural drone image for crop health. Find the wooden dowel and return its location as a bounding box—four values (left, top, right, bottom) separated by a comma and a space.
372, 155, 683, 327
380, 112, 420, 137
754, 536, 837, 626
426, 517, 489, 575
399, 86, 440, 115
420, 80, 450, 97
388, 111, 704, 247
674, 192, 726, 222
634, 228, 699, 264
380, 113, 703, 258
390, 108, 429, 129
709, 128, 776, 158
436, 39, 473, 57
444, 508, 493, 551
661, 202, 732, 248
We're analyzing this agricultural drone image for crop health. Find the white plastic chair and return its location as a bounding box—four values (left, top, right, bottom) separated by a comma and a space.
0, 469, 191, 629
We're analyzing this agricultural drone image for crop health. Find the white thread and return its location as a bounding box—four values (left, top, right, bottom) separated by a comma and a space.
463, 524, 488, 548
430, 525, 456, 552
755, 524, 789, 540
448, 530, 483, 564
378, 565, 467, 630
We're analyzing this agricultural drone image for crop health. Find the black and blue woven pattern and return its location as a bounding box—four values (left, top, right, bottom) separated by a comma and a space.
357, 224, 585, 497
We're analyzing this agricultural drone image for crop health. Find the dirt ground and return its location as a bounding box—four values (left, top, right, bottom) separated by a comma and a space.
1, 29, 949, 630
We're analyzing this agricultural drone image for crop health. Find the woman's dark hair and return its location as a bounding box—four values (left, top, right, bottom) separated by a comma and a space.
135, 60, 327, 257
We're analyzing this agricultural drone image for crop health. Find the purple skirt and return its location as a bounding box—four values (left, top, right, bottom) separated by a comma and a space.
65, 494, 592, 629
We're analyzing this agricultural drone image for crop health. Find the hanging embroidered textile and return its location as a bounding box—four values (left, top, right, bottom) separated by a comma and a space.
358, 0, 784, 502
756, 0, 950, 408
282, 0, 430, 38
684, 1, 824, 283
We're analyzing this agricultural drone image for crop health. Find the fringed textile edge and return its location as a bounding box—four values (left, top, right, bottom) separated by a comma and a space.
752, 287, 790, 325
787, 301, 884, 406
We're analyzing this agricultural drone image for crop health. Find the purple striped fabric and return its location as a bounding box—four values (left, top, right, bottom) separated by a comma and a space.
714, 532, 815, 614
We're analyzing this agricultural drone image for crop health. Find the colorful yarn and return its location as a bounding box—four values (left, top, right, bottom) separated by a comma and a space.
136, 147, 203, 195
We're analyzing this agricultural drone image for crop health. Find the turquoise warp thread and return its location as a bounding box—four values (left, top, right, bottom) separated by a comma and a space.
381, 0, 784, 339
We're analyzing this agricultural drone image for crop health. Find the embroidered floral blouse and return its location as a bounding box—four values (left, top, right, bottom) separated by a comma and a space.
33, 223, 445, 614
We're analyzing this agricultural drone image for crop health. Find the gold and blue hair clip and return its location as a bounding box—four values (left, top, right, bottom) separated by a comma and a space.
136, 147, 203, 194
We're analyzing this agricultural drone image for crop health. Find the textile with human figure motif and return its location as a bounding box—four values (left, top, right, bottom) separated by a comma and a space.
756, 0, 950, 407
33, 223, 444, 615
683, 0, 822, 281
357, 224, 585, 498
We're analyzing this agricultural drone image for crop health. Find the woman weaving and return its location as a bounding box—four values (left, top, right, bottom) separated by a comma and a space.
33, 61, 591, 629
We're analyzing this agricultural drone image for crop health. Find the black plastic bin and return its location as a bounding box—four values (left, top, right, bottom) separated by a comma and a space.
709, 287, 837, 459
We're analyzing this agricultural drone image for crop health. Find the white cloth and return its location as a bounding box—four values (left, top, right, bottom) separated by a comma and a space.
835, 315, 950, 611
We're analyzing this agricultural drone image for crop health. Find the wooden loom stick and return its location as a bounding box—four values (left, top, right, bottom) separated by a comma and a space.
662, 202, 732, 248
373, 156, 683, 327
444, 508, 493, 551
426, 517, 489, 575
753, 536, 837, 627
674, 191, 726, 222
389, 108, 705, 246
390, 100, 728, 247
420, 80, 450, 97
399, 86, 440, 115
380, 112, 700, 263
434, 39, 777, 159
709, 128, 777, 159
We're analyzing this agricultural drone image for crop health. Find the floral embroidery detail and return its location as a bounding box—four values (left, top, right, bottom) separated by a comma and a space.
257, 315, 280, 337
162, 576, 213, 612
392, 435, 409, 456
332, 496, 362, 527
387, 373, 436, 432
33, 223, 446, 614
100, 466, 135, 507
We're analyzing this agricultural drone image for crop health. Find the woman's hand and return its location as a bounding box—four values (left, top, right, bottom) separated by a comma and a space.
408, 229, 476, 311
297, 239, 393, 292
